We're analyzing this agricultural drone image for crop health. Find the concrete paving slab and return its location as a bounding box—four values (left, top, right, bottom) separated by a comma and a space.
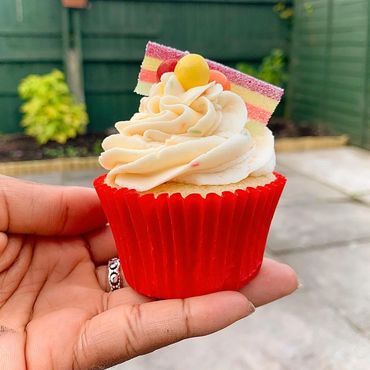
61, 168, 103, 187
14, 171, 64, 185
278, 147, 370, 196
275, 163, 299, 177
278, 173, 346, 206
12, 169, 104, 188
268, 201, 370, 253
111, 291, 370, 370
280, 240, 370, 334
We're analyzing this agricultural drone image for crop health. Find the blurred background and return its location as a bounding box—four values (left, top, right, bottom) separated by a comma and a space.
1, 1, 370, 369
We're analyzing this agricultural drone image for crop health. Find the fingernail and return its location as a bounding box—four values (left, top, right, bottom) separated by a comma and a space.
297, 280, 304, 289
247, 301, 256, 315
239, 298, 256, 319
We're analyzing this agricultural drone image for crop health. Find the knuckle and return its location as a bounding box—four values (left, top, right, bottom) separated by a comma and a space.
73, 320, 105, 370
180, 299, 193, 338
57, 190, 70, 234
73, 323, 90, 370
0, 184, 10, 232
122, 304, 144, 359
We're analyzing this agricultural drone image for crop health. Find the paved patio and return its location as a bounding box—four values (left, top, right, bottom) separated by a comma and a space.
14, 147, 370, 370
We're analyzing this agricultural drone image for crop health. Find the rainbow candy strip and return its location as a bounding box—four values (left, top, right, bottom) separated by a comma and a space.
134, 41, 284, 126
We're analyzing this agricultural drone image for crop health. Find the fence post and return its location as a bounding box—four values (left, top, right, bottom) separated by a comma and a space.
61, 7, 85, 104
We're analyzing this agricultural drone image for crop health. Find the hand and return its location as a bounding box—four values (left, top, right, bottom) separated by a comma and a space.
0, 175, 297, 370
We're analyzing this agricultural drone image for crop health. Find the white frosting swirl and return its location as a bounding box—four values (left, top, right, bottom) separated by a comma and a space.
99, 72, 275, 191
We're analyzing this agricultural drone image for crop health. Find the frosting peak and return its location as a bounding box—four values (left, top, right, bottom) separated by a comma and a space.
99, 72, 275, 191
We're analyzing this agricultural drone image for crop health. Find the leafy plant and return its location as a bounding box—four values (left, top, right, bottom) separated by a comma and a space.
18, 69, 88, 144
302, 2, 314, 16
236, 49, 287, 88
65, 146, 79, 157
273, 1, 294, 20
42, 147, 65, 158
42, 145, 89, 159
273, 1, 313, 21
92, 139, 103, 156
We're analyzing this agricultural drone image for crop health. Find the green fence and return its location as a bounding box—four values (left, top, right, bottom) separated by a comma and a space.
288, 0, 370, 149
0, 0, 289, 134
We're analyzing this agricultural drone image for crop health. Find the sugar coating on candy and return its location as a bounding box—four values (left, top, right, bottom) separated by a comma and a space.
247, 105, 273, 123
146, 42, 185, 62
206, 59, 284, 101
141, 41, 283, 100
246, 121, 266, 137
139, 69, 157, 83
135, 41, 285, 125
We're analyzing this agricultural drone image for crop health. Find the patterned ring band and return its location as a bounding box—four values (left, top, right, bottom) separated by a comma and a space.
108, 258, 121, 291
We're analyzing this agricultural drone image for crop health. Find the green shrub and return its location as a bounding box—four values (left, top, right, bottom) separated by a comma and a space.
42, 145, 88, 158
236, 49, 287, 88
92, 139, 103, 155
273, 1, 313, 22
273, 1, 294, 20
18, 69, 88, 144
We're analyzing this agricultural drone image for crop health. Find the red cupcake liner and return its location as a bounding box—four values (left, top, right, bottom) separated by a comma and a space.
94, 173, 286, 299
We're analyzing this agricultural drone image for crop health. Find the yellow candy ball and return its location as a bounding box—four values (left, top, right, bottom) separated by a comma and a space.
174, 54, 210, 90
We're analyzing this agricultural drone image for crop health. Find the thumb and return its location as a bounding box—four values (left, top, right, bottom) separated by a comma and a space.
73, 291, 255, 369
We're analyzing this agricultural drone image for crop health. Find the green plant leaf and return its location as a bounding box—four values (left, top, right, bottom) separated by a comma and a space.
236, 49, 287, 88
18, 69, 89, 145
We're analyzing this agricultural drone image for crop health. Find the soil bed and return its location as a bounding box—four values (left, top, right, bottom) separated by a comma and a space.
0, 133, 106, 162
268, 118, 332, 138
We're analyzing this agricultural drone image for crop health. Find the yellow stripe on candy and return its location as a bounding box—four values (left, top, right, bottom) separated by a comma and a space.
134, 80, 152, 96
230, 84, 278, 113
245, 120, 265, 129
141, 56, 162, 72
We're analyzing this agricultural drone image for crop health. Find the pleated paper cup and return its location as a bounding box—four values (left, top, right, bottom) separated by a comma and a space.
94, 173, 286, 299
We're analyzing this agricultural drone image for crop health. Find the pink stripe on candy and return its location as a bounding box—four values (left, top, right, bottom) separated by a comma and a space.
139, 69, 158, 84
247, 104, 272, 124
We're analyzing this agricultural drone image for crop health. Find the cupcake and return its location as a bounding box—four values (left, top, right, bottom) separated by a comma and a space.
94, 42, 286, 299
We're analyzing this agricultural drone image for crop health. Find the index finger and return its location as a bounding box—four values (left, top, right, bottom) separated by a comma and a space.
0, 175, 106, 235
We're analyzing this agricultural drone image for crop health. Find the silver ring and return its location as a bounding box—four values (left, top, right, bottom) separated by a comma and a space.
108, 258, 121, 291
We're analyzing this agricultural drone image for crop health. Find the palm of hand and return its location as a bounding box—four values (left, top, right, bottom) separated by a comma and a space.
0, 176, 297, 370
1, 230, 153, 370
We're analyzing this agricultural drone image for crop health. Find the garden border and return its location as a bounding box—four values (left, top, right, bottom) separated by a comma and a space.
275, 135, 348, 152
0, 157, 99, 177
0, 135, 349, 176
